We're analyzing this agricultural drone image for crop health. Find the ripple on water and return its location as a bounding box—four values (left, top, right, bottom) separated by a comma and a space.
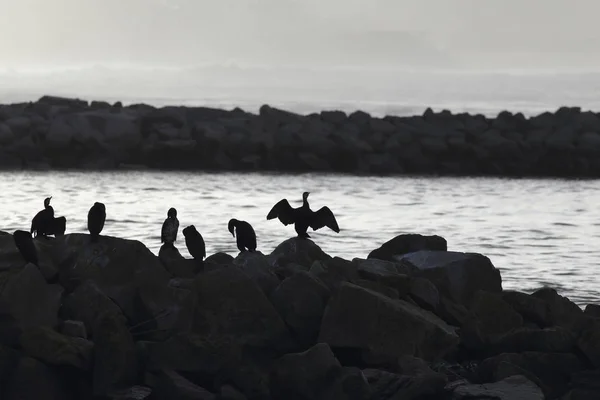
1, 171, 600, 306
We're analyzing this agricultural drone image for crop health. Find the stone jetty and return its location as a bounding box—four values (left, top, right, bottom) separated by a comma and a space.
2, 95, 600, 176
0, 230, 599, 399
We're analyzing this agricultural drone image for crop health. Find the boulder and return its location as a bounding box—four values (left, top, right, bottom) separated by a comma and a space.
159, 244, 197, 278
270, 237, 331, 269
531, 287, 587, 333
270, 343, 342, 400
492, 327, 576, 355
451, 375, 544, 400
2, 356, 71, 400
269, 271, 330, 346
192, 267, 294, 352
308, 257, 360, 291
146, 369, 216, 400
397, 251, 502, 305
578, 321, 600, 368
19, 326, 94, 370
368, 234, 447, 261
93, 311, 139, 396
584, 304, 600, 318
502, 290, 552, 327
319, 282, 459, 361
60, 320, 88, 339
319, 367, 370, 400
232, 251, 280, 296
351, 257, 416, 280
363, 367, 447, 400
0, 122, 14, 144
0, 263, 63, 329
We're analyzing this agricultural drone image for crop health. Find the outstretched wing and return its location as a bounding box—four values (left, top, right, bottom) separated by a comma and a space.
310, 206, 340, 232
266, 199, 296, 225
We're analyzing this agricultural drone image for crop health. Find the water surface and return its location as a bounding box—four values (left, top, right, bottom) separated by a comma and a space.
1, 171, 599, 306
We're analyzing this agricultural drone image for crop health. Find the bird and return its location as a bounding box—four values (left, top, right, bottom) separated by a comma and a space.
161, 207, 179, 247
182, 225, 206, 261
267, 191, 340, 238
87, 202, 106, 243
228, 219, 257, 252
50, 216, 67, 237
31, 196, 54, 238
13, 230, 38, 266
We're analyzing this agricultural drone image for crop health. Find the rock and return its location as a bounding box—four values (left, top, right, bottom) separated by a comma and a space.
578, 321, 600, 368
502, 290, 552, 327
232, 251, 280, 296
308, 257, 360, 291
363, 368, 447, 400
397, 251, 502, 305
38, 95, 88, 108
146, 369, 216, 400
584, 304, 600, 318
451, 375, 544, 400
93, 311, 139, 396
319, 282, 459, 362
270, 237, 331, 269
159, 244, 197, 278
107, 386, 152, 400
62, 280, 125, 337
319, 367, 370, 400
352, 257, 416, 280
460, 290, 523, 352
19, 326, 94, 370
531, 287, 587, 332
368, 233, 447, 261
3, 356, 71, 400
270, 343, 342, 400
204, 252, 234, 267
492, 327, 577, 354
0, 122, 14, 144
60, 320, 88, 339
219, 385, 248, 400
270, 271, 330, 346
192, 267, 294, 352
408, 277, 440, 312
478, 352, 584, 399
0, 263, 63, 329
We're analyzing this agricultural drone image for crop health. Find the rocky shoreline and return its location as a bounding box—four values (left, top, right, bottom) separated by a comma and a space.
0, 231, 599, 399
2, 95, 600, 176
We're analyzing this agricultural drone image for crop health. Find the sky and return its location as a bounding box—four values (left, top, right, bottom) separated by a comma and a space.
1, 0, 600, 69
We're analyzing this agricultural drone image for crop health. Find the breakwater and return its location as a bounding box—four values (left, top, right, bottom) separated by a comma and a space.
0, 231, 599, 399
2, 96, 600, 177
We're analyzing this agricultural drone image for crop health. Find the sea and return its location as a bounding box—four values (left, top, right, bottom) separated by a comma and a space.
1, 65, 600, 306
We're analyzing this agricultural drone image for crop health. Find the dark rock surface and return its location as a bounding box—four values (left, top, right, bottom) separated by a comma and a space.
3, 96, 600, 177
0, 230, 598, 399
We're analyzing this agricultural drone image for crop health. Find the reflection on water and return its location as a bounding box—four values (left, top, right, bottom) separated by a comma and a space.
1, 170, 599, 306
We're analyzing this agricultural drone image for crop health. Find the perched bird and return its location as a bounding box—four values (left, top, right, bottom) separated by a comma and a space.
228, 219, 257, 252
182, 225, 206, 261
87, 202, 106, 243
49, 216, 67, 237
13, 230, 38, 266
31, 196, 54, 238
161, 207, 179, 247
267, 191, 340, 238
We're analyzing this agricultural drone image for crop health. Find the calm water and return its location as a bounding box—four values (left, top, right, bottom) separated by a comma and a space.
1, 170, 599, 306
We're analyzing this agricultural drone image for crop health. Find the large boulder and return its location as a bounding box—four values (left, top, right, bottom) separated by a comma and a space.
232, 251, 280, 296
368, 234, 447, 261
269, 271, 330, 347
0, 263, 63, 329
451, 375, 544, 400
192, 266, 294, 352
270, 237, 331, 269
19, 326, 94, 370
2, 356, 71, 400
396, 251, 502, 305
269, 343, 342, 400
53, 234, 192, 337
364, 367, 447, 400
319, 282, 459, 362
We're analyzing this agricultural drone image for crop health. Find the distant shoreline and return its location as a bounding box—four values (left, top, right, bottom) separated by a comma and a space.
1, 95, 600, 178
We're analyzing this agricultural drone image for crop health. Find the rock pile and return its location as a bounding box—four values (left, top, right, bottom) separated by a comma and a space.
0, 230, 598, 399
1, 95, 600, 176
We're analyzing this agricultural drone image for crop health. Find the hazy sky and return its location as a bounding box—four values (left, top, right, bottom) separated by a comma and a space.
1, 0, 600, 68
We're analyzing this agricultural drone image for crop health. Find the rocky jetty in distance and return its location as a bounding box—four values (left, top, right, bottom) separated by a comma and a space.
0, 231, 599, 399
2, 95, 600, 176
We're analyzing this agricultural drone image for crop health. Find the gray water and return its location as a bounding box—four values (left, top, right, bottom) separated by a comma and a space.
1, 170, 599, 306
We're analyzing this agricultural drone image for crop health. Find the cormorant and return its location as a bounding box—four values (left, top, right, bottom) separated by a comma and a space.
182, 225, 206, 261
13, 230, 38, 266
88, 202, 106, 243
31, 196, 54, 238
50, 216, 67, 237
267, 191, 340, 238
161, 208, 179, 247
228, 219, 257, 252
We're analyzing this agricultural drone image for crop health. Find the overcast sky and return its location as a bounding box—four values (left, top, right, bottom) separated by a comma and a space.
1, 0, 600, 68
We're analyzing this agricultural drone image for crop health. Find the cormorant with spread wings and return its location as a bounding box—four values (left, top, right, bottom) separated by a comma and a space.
266, 192, 340, 238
